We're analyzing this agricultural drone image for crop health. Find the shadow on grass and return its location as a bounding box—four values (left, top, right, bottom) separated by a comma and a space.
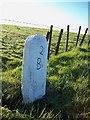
2, 72, 89, 119
79, 48, 88, 52
2, 78, 73, 119
2, 80, 22, 110
2, 53, 89, 119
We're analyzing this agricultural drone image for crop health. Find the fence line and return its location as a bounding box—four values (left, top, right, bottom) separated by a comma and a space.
1, 20, 89, 59
1, 19, 49, 28
46, 25, 88, 59
1, 19, 62, 30
1, 19, 87, 33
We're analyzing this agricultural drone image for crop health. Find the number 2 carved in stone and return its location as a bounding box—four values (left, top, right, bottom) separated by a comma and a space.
40, 46, 44, 55
37, 46, 44, 70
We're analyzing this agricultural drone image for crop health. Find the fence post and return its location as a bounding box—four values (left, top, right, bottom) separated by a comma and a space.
88, 33, 90, 46
88, 34, 90, 46
79, 28, 88, 46
65, 25, 69, 52
46, 31, 50, 41
76, 26, 81, 46
88, 40, 90, 46
48, 25, 53, 60
55, 29, 63, 55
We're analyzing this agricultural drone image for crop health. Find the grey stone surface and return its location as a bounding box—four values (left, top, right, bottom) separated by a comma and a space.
22, 34, 48, 103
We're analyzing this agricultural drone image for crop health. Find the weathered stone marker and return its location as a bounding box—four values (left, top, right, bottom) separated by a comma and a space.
22, 34, 48, 103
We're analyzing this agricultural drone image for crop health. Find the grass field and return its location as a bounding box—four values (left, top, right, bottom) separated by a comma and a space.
0, 24, 90, 119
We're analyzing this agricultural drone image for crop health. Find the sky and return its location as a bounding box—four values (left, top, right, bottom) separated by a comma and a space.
0, 0, 89, 33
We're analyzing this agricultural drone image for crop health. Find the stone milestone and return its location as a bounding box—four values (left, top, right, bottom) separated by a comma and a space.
22, 34, 48, 103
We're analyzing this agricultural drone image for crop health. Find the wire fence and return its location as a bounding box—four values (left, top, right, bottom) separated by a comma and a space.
1, 19, 61, 30
1, 18, 86, 34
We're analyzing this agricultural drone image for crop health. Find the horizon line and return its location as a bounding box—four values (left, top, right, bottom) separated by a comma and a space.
0, 19, 88, 34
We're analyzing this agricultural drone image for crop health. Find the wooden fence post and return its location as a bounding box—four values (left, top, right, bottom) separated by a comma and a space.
46, 31, 50, 41
79, 28, 88, 46
65, 25, 69, 52
48, 25, 53, 60
76, 26, 81, 46
88, 40, 90, 46
88, 34, 90, 46
55, 29, 63, 55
